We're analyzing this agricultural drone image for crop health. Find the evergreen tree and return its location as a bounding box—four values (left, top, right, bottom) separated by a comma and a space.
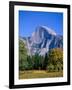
43, 53, 48, 70
27, 56, 33, 70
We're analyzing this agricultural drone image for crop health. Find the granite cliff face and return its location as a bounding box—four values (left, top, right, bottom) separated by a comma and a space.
20, 26, 63, 56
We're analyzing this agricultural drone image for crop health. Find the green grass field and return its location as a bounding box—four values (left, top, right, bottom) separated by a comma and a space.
19, 70, 63, 79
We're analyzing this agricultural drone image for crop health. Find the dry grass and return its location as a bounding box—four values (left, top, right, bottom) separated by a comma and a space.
19, 70, 63, 79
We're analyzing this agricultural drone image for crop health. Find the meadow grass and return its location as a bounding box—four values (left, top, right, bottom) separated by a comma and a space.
19, 70, 63, 79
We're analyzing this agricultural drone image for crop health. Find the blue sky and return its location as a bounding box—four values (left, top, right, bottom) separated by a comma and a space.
19, 10, 63, 37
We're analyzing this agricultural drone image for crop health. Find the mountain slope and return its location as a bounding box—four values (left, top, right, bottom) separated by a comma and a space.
20, 26, 63, 56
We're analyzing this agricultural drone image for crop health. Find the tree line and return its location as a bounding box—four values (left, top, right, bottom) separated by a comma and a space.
19, 40, 63, 72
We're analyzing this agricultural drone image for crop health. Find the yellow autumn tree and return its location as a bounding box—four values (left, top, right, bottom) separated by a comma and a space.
47, 48, 63, 71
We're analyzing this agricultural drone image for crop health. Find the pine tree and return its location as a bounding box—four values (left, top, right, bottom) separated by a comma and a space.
43, 53, 48, 70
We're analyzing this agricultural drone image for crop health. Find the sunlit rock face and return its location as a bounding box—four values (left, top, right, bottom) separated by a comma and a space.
20, 26, 63, 56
